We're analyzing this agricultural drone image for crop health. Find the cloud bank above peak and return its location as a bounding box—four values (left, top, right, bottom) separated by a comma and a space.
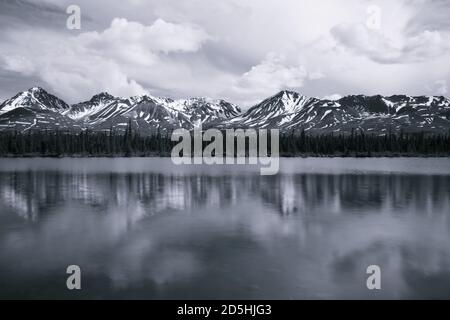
0, 0, 449, 107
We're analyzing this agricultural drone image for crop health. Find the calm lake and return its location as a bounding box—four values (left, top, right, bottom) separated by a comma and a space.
0, 158, 450, 299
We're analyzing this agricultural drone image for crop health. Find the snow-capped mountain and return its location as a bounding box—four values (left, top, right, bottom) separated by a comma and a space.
168, 97, 241, 127
0, 87, 69, 115
63, 92, 241, 134
0, 87, 81, 132
227, 91, 318, 128
227, 90, 450, 134
0, 88, 241, 134
0, 87, 449, 135
65, 92, 117, 121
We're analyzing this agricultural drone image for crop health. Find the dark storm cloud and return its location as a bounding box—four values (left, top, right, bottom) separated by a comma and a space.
0, 0, 95, 32
0, 0, 68, 28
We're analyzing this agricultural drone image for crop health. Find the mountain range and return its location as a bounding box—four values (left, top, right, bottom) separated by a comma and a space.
1, 87, 449, 135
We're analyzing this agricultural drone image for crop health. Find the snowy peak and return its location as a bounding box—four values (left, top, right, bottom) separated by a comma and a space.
124, 96, 242, 130
173, 97, 241, 124
226, 90, 316, 128
226, 91, 450, 134
0, 87, 450, 135
66, 92, 119, 121
0, 87, 69, 115
89, 92, 115, 103
251, 90, 313, 114
63, 92, 241, 131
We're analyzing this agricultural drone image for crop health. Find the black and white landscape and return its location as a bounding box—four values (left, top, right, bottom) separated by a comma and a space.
1, 0, 450, 302
1, 87, 450, 135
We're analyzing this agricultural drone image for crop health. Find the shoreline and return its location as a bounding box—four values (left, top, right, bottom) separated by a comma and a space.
1, 153, 450, 158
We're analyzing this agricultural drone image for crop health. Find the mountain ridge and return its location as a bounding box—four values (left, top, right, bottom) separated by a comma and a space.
0, 87, 449, 135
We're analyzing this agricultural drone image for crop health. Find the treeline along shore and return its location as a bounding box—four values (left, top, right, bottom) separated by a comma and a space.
1, 126, 450, 158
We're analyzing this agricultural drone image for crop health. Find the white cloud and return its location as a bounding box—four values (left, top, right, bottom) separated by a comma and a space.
2, 55, 36, 76
227, 53, 309, 106
435, 80, 448, 96
427, 80, 448, 96
323, 94, 342, 101
1, 0, 450, 105
0, 18, 211, 102
80, 18, 211, 58
308, 71, 325, 80
331, 23, 450, 64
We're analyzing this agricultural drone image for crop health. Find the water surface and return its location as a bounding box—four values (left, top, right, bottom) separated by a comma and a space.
0, 158, 449, 299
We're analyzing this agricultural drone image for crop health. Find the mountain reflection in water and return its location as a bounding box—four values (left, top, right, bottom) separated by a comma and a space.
0, 158, 449, 299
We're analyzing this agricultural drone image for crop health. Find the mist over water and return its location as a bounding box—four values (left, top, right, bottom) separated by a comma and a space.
0, 158, 450, 299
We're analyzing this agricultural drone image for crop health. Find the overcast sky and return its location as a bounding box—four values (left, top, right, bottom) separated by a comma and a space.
0, 0, 449, 107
